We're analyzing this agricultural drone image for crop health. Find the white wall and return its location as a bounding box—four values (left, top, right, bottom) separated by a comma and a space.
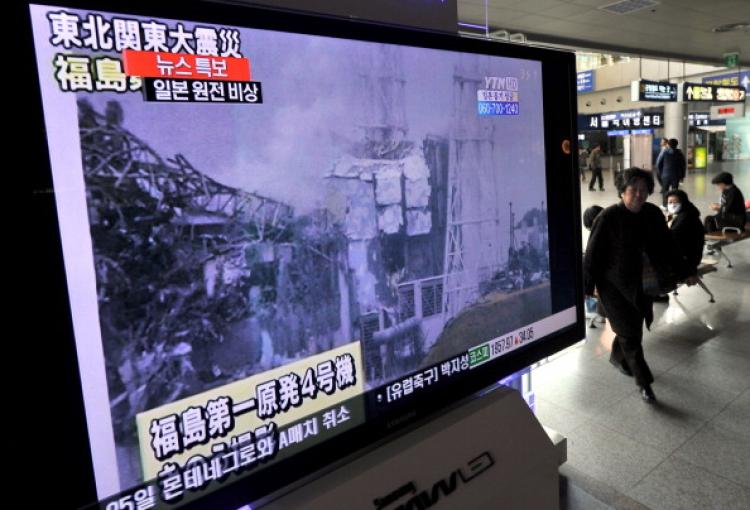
593, 59, 724, 91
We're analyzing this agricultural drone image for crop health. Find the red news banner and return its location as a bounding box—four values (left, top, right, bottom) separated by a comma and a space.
123, 50, 251, 82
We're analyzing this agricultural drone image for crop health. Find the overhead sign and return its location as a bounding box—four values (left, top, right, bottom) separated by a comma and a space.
604, 128, 653, 137
689, 112, 710, 126
578, 108, 664, 131
680, 82, 746, 102
688, 111, 726, 127
710, 103, 745, 120
702, 70, 750, 92
577, 70, 595, 93
631, 79, 678, 102
723, 52, 739, 68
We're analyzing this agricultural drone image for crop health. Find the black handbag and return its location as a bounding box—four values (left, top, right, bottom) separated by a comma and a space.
642, 253, 677, 297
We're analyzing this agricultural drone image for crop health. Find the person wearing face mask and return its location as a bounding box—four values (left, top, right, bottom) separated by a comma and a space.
666, 190, 704, 273
584, 168, 699, 402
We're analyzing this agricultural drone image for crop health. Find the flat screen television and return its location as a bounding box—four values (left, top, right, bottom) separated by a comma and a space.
24, 1, 584, 508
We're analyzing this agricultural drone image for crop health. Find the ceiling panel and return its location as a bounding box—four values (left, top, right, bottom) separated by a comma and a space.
458, 0, 750, 63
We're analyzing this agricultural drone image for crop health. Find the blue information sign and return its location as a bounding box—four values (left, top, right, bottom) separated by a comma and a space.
577, 70, 594, 93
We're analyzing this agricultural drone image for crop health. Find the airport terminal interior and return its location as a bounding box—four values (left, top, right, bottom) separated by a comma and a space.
546, 160, 749, 510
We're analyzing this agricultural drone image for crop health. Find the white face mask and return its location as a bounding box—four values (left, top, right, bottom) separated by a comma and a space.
667, 203, 682, 214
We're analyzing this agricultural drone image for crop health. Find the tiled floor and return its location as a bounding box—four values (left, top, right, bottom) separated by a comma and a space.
543, 160, 750, 510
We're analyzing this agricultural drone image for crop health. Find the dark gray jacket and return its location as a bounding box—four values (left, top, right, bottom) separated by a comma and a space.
588, 149, 601, 170
656, 148, 686, 183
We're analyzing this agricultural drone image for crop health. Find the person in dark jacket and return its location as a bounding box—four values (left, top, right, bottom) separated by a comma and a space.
584, 168, 699, 402
653, 189, 703, 303
704, 172, 746, 232
655, 137, 668, 187
666, 190, 704, 272
583, 205, 606, 322
579, 147, 588, 182
588, 144, 604, 191
655, 138, 686, 206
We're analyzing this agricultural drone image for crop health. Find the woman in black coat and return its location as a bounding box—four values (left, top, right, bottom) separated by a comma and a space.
666, 190, 704, 272
584, 168, 699, 402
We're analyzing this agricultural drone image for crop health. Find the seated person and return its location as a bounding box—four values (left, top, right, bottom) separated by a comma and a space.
705, 172, 746, 232
666, 190, 704, 273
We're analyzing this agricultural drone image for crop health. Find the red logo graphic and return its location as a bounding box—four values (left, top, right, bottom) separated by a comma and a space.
123, 50, 251, 82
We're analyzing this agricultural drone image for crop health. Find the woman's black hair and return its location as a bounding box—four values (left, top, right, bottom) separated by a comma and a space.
616, 167, 655, 196
665, 189, 690, 205
711, 172, 733, 185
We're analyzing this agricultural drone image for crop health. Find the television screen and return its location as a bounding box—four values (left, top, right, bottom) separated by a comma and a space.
25, 1, 584, 508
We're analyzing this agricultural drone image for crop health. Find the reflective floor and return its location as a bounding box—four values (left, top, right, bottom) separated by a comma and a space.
540, 160, 750, 510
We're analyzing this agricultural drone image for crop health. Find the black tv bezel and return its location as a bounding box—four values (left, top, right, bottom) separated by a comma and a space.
23, 1, 584, 508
